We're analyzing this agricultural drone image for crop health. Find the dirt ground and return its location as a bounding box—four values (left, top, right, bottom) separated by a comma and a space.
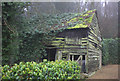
87, 65, 119, 80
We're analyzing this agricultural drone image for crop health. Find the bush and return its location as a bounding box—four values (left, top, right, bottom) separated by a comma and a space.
2, 60, 81, 80
102, 38, 120, 65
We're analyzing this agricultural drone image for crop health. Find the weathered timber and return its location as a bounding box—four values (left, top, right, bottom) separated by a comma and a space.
46, 9, 102, 74
88, 31, 101, 42
88, 48, 100, 54
88, 35, 99, 44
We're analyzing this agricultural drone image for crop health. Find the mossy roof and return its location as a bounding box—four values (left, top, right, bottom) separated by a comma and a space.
50, 9, 96, 30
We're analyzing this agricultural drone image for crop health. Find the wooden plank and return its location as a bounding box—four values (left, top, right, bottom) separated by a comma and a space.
88, 33, 99, 42
51, 43, 64, 46
89, 29, 97, 37
64, 45, 81, 48
86, 37, 89, 73
68, 51, 87, 54
67, 54, 70, 60
82, 37, 88, 39
88, 48, 101, 53
65, 43, 87, 46
76, 55, 82, 62
88, 54, 99, 57
89, 26, 96, 34
88, 35, 98, 44
85, 54, 88, 73
99, 50, 102, 69
81, 55, 83, 66
88, 50, 100, 54
89, 42, 96, 48
64, 48, 87, 51
88, 42, 97, 48
88, 39, 101, 49
65, 38, 88, 44
63, 47, 87, 49
88, 55, 99, 58
88, 53, 99, 57
55, 37, 65, 40
89, 31, 101, 42
72, 55, 74, 61
52, 41, 64, 43
64, 45, 87, 49
89, 36, 101, 47
69, 53, 87, 55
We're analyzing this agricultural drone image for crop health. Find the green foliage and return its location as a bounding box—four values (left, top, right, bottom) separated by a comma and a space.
2, 2, 96, 66
18, 32, 54, 62
102, 38, 120, 65
2, 2, 60, 65
2, 2, 30, 65
2, 2, 29, 20
2, 60, 81, 80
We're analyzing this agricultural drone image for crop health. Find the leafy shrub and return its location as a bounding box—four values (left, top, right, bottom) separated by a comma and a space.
102, 38, 120, 65
2, 60, 81, 80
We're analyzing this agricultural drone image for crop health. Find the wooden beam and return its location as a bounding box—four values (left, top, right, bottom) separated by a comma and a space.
86, 37, 89, 73
88, 35, 99, 44
72, 55, 74, 61
85, 55, 88, 73
89, 31, 101, 42
81, 55, 83, 66
88, 48, 101, 54
76, 55, 82, 62
67, 54, 70, 60
99, 50, 102, 69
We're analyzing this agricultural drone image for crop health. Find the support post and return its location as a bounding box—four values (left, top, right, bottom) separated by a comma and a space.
72, 55, 74, 61
67, 54, 70, 61
99, 50, 102, 69
85, 38, 89, 73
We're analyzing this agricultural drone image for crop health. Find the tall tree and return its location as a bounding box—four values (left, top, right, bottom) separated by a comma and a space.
2, 2, 29, 65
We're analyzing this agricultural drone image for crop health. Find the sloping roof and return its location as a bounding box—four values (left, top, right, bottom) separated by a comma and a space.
50, 9, 96, 31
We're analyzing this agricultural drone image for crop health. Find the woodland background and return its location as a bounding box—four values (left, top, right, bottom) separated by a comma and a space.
1, 1, 120, 65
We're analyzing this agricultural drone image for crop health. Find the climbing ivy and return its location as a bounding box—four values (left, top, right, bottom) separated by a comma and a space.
2, 2, 97, 65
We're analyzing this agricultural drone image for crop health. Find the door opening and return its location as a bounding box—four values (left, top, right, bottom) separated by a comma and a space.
45, 48, 57, 61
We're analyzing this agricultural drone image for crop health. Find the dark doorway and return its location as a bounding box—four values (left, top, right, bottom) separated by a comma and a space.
46, 48, 57, 61
82, 55, 85, 60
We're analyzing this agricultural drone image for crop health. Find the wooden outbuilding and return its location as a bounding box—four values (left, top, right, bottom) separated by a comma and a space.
46, 9, 102, 73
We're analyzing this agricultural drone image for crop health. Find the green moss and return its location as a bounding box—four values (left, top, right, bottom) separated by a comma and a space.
90, 30, 97, 37
51, 43, 60, 46
81, 40, 88, 42
67, 17, 77, 23
83, 14, 89, 17
67, 24, 88, 29
83, 22, 86, 25
62, 51, 68, 53
82, 37, 87, 39
64, 46, 80, 48
56, 38, 65, 39
79, 18, 83, 20
58, 46, 64, 48
52, 41, 64, 43
64, 9, 96, 29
